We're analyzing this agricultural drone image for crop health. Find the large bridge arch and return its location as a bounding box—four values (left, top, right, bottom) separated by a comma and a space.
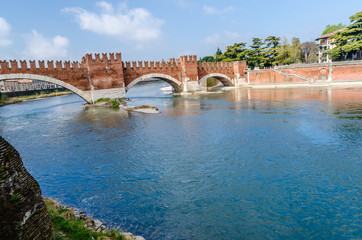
199, 73, 234, 87
0, 73, 92, 103
125, 73, 183, 93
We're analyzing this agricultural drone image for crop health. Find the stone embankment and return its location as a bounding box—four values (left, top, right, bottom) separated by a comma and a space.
46, 198, 145, 240
247, 60, 362, 85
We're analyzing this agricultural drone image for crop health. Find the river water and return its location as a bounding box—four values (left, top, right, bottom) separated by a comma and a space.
0, 83, 361, 240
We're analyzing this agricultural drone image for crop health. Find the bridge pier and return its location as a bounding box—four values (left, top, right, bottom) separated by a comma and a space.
184, 80, 200, 92
83, 88, 126, 104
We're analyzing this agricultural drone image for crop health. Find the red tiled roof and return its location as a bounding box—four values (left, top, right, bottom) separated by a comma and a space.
315, 28, 347, 40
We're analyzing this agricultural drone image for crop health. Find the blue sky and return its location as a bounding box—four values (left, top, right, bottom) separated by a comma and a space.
0, 0, 360, 61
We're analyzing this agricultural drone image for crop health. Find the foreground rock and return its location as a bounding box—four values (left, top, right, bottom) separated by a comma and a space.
0, 136, 54, 240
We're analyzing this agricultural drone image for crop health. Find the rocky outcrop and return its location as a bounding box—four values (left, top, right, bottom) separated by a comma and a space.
0, 136, 54, 240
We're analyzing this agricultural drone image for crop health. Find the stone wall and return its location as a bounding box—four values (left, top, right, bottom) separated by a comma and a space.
0, 136, 54, 240
248, 61, 362, 84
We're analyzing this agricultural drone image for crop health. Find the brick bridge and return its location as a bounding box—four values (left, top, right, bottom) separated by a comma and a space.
0, 53, 247, 103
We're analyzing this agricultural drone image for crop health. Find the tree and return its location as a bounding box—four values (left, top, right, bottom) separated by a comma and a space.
322, 23, 347, 35
275, 37, 303, 65
290, 37, 303, 63
218, 42, 248, 62
215, 47, 222, 56
276, 38, 293, 65
301, 41, 318, 63
198, 56, 215, 62
263, 36, 281, 67
247, 38, 264, 68
330, 11, 362, 61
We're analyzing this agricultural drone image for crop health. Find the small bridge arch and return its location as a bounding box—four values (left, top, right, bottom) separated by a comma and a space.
199, 73, 234, 87
125, 73, 183, 92
0, 73, 92, 103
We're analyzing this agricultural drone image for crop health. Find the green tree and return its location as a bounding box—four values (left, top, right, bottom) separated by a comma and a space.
219, 42, 248, 62
330, 11, 362, 61
275, 37, 303, 65
263, 36, 281, 67
322, 23, 347, 35
290, 37, 303, 63
247, 38, 264, 68
215, 47, 222, 56
198, 56, 215, 62
276, 38, 293, 65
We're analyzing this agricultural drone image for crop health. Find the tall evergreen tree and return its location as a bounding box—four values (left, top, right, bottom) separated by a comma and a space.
263, 36, 281, 67
247, 38, 264, 68
219, 43, 247, 62
330, 11, 362, 61
322, 23, 347, 35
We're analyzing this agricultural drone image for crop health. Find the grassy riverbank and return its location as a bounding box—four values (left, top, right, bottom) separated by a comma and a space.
45, 198, 124, 240
0, 90, 72, 106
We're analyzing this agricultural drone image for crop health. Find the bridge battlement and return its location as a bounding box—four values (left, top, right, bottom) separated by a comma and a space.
0, 60, 83, 72
123, 59, 179, 70
198, 62, 234, 70
0, 52, 247, 103
82, 53, 122, 64
180, 55, 197, 63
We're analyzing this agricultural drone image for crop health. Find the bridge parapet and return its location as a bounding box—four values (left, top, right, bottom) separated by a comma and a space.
82, 52, 122, 64
123, 59, 179, 70
0, 59, 84, 73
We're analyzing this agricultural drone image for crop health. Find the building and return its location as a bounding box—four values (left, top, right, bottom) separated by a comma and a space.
0, 79, 63, 93
315, 28, 346, 63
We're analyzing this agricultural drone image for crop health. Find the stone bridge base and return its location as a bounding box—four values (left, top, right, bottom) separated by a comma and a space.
83, 88, 126, 103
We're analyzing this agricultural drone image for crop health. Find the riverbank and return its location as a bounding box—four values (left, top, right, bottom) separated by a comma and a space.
0, 90, 72, 106
247, 80, 362, 89
45, 198, 145, 240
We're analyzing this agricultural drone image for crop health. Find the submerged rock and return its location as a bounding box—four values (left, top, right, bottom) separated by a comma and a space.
125, 105, 160, 114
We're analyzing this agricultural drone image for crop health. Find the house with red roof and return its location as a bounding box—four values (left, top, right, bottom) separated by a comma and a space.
315, 28, 346, 63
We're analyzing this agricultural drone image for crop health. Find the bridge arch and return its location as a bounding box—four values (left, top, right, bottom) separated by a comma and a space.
0, 73, 92, 103
199, 73, 234, 87
125, 73, 183, 92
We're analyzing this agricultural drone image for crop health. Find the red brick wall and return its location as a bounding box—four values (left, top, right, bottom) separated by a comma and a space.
248, 63, 362, 84
0, 59, 89, 90
123, 59, 181, 87
197, 61, 247, 80
248, 70, 306, 84
333, 65, 362, 81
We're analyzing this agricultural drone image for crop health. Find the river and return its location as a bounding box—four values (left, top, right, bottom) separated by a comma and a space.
0, 83, 361, 240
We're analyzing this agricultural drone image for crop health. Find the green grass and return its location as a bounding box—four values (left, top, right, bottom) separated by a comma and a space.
0, 91, 71, 107
95, 98, 126, 108
45, 198, 124, 240
0, 167, 5, 179
10, 193, 19, 202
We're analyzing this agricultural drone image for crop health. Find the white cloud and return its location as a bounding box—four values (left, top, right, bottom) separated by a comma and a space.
203, 31, 240, 45
203, 5, 234, 15
173, 0, 191, 9
0, 17, 12, 47
23, 30, 69, 59
63, 1, 164, 42
204, 33, 222, 45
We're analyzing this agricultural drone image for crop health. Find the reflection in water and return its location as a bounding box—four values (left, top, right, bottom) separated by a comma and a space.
0, 84, 361, 240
